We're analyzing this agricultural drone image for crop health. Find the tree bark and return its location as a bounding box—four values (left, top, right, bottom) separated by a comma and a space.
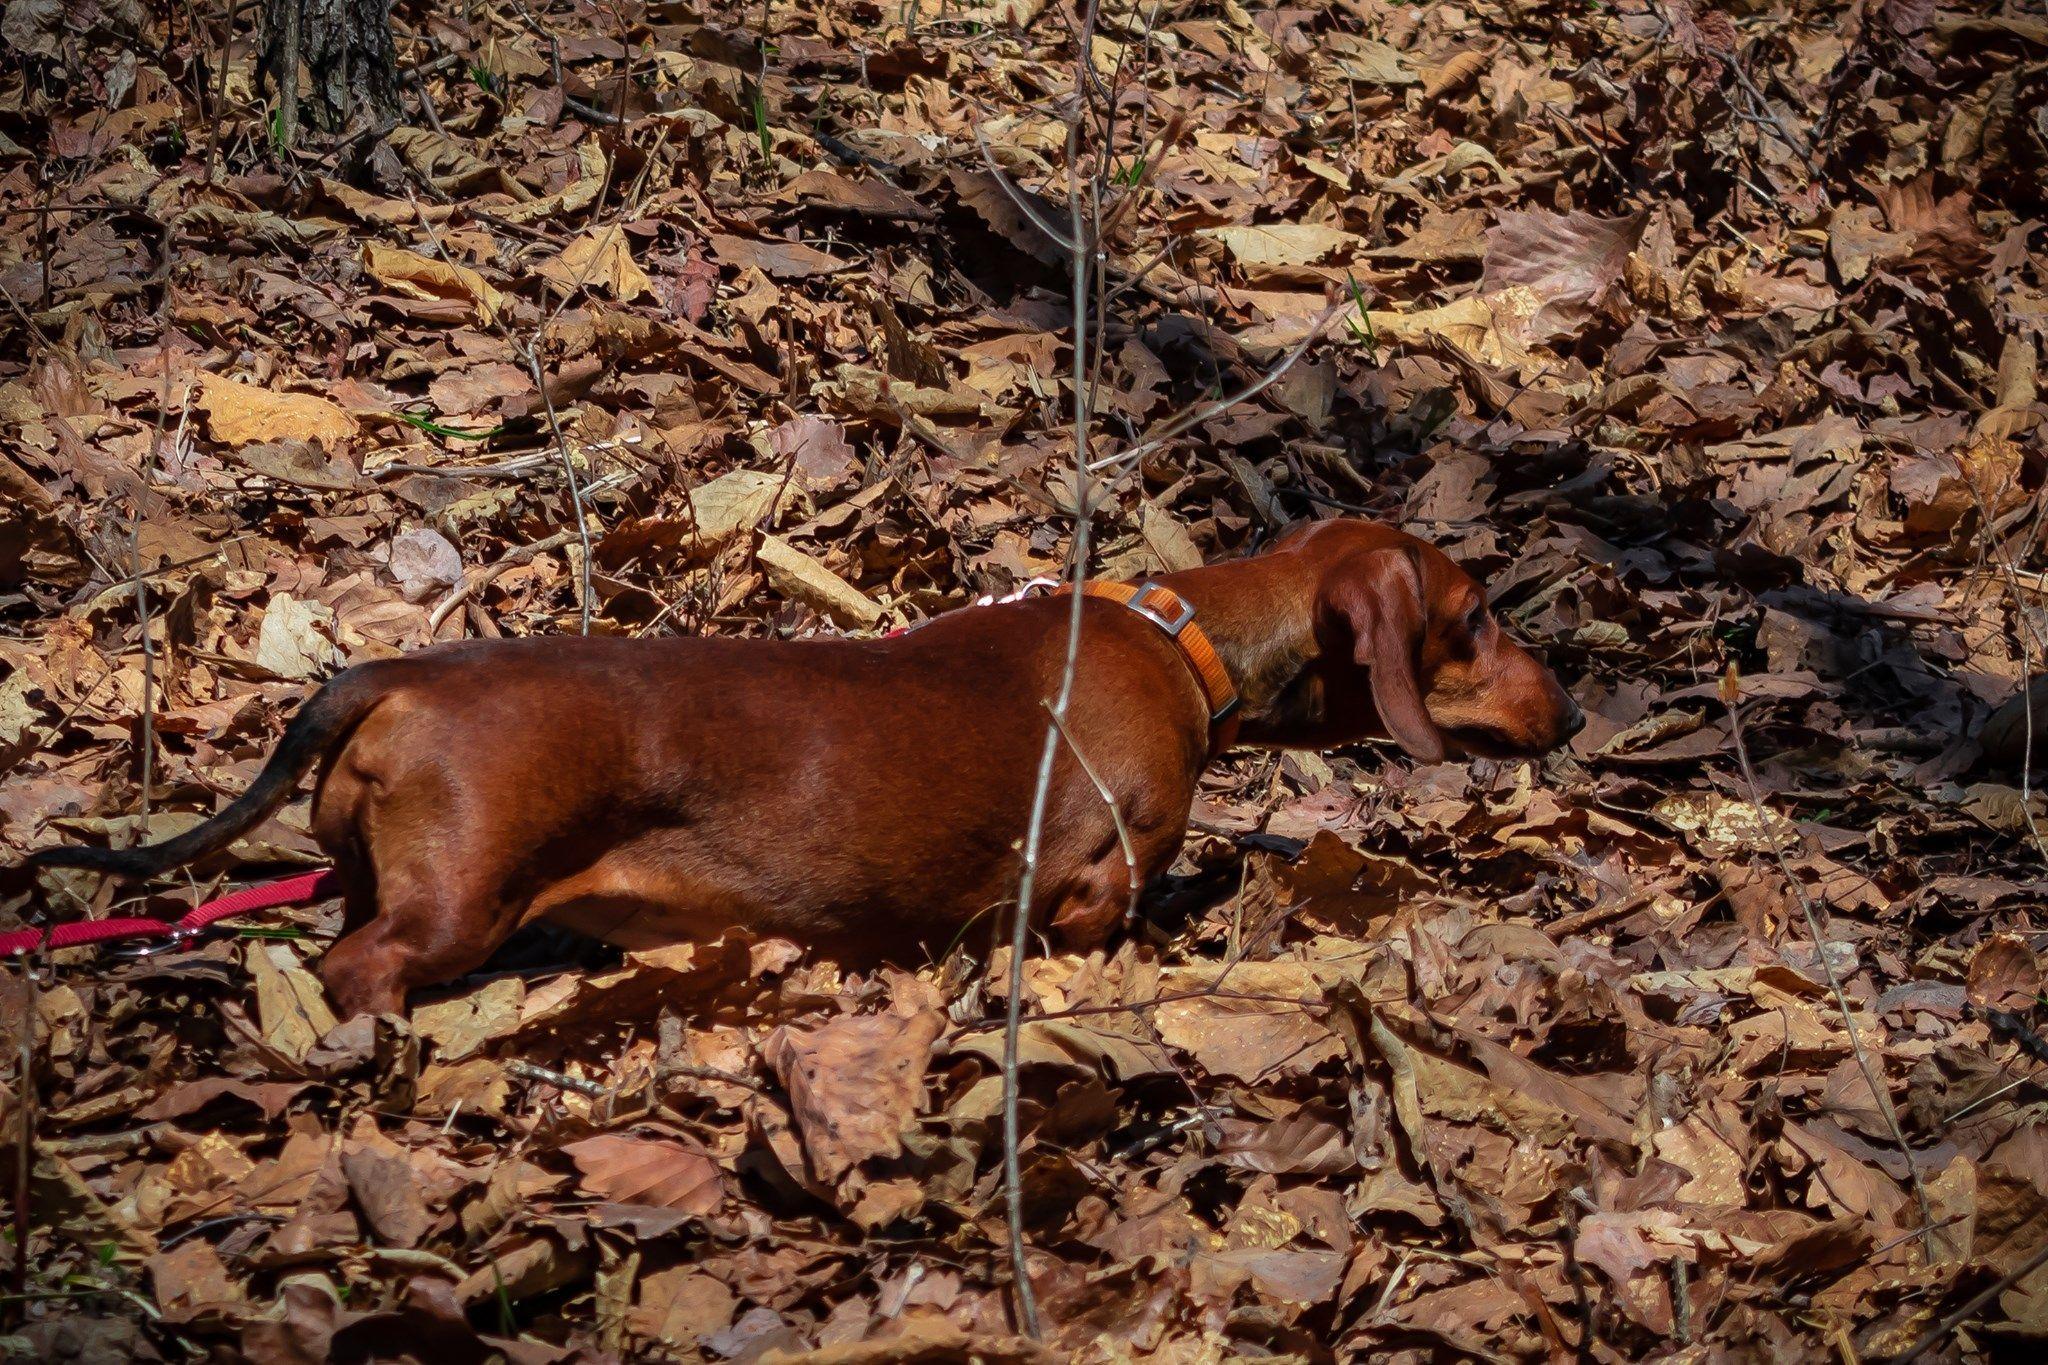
260, 0, 402, 144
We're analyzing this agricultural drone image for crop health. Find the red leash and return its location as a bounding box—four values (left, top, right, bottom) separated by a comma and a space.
0, 868, 340, 958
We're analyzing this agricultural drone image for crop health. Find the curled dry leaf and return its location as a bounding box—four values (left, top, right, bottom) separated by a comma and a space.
756, 534, 883, 628
245, 941, 339, 1063
251, 592, 336, 681
762, 1010, 944, 1185
387, 527, 463, 602
1968, 934, 2043, 1013
539, 227, 655, 302
361, 241, 507, 322
1200, 222, 1362, 268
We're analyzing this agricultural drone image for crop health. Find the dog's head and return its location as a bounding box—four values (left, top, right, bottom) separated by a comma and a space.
1279, 521, 1582, 761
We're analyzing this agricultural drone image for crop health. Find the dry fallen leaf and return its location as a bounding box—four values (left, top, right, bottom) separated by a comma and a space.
539, 227, 655, 301
762, 1011, 944, 1184
362, 241, 508, 322
1482, 208, 1647, 338
756, 535, 882, 628
1200, 222, 1362, 268
1968, 934, 2043, 1013
245, 941, 339, 1063
387, 526, 463, 602
706, 232, 849, 279
197, 373, 359, 449
560, 1133, 726, 1214
251, 592, 336, 680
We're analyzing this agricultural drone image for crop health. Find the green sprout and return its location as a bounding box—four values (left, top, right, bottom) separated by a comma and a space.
1345, 273, 1379, 360
397, 411, 508, 442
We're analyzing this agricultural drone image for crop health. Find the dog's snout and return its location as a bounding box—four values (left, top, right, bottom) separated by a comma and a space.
1561, 698, 1586, 739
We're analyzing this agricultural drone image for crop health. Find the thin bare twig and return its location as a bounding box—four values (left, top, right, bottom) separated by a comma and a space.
508, 1056, 765, 1097
507, 1058, 610, 1097
426, 530, 579, 635
1000, 0, 1117, 1338
7, 961, 35, 1324
1876, 1237, 2048, 1365
963, 985, 1335, 1031
1041, 701, 1141, 927
989, 1, 1331, 1333
970, 110, 1077, 254
523, 346, 596, 635
1721, 679, 1940, 1259
1943, 1073, 2036, 1128
402, 185, 605, 634
131, 512, 155, 845
1084, 306, 1344, 475
39, 1124, 176, 1157
510, 0, 624, 126
129, 367, 187, 847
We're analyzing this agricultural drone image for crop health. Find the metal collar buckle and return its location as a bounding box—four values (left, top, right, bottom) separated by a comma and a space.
1127, 582, 1195, 637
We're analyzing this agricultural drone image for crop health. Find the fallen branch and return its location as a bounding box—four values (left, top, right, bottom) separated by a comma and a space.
1085, 307, 1344, 476
507, 1056, 766, 1097
506, 1059, 611, 1098
40, 1124, 175, 1157
427, 530, 578, 635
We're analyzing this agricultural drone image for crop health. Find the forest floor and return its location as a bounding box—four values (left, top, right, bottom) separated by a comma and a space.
3, 0, 2048, 1360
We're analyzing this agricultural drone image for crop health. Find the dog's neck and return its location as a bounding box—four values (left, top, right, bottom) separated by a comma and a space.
1153, 555, 1327, 739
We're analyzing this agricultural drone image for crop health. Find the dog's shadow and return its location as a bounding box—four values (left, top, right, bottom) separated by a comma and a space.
419, 834, 1305, 1001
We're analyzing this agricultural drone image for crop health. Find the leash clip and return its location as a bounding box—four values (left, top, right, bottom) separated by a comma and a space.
1127, 582, 1195, 637
106, 928, 200, 961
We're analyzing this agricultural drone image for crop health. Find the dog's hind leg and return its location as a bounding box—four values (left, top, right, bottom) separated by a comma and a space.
306, 701, 535, 1018
1048, 845, 1153, 953
310, 782, 523, 1019
317, 862, 516, 1019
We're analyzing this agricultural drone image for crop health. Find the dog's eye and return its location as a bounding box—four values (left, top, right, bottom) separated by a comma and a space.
1464, 602, 1489, 635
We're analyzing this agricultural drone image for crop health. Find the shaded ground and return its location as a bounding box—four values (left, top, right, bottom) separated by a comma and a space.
2, 0, 2047, 1360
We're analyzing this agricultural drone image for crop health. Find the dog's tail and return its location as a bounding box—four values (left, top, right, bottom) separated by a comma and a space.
24, 667, 389, 882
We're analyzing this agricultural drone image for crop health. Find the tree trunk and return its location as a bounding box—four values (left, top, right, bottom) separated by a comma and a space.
260, 0, 401, 145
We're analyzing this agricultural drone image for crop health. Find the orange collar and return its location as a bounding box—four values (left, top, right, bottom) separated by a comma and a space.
1060, 581, 1241, 753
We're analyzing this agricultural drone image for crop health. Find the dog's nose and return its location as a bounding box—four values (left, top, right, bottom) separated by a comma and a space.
1562, 700, 1586, 739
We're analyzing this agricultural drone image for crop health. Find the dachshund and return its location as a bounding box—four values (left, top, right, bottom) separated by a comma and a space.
23, 519, 1581, 1017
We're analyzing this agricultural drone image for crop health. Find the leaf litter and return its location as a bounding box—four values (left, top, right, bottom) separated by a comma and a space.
1, 0, 2047, 1361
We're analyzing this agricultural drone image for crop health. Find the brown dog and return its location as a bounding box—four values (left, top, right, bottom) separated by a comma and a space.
26, 519, 1580, 1017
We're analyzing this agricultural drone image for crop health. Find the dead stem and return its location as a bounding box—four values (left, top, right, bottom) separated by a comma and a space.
1721, 679, 1941, 1260
1041, 700, 1141, 926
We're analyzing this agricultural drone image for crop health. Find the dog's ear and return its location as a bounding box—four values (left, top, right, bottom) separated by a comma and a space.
1324, 548, 1444, 762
